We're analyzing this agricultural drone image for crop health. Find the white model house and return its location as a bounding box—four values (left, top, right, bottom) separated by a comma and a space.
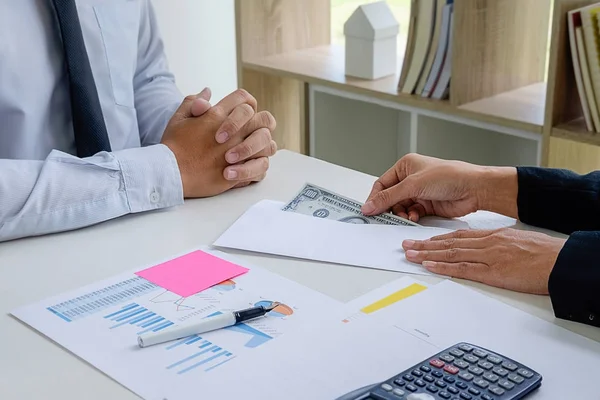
344, 1, 399, 80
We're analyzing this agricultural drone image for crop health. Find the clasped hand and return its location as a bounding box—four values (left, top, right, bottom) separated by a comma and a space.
161, 87, 277, 198
362, 154, 566, 295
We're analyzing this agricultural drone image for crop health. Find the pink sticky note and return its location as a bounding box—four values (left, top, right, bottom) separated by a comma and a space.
135, 250, 249, 297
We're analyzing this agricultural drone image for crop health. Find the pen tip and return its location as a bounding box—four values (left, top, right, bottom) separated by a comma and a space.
265, 301, 281, 312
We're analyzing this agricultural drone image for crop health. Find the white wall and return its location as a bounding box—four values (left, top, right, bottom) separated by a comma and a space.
151, 0, 238, 102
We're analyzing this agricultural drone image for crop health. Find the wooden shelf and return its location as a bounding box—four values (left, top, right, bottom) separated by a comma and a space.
243, 45, 545, 133
552, 118, 600, 146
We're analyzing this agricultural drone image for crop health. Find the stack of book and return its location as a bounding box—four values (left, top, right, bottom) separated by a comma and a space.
397, 0, 454, 100
568, 3, 600, 133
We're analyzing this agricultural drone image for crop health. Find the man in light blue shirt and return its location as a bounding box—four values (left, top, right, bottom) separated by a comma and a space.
0, 0, 277, 242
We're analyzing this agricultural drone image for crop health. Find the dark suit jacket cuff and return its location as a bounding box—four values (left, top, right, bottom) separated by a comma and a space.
548, 231, 600, 327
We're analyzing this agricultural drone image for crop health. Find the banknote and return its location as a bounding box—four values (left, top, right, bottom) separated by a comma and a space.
282, 183, 419, 226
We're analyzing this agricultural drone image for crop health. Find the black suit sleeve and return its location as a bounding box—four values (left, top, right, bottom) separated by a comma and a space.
516, 167, 600, 234
516, 167, 600, 328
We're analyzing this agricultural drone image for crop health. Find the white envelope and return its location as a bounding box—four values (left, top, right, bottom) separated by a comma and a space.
213, 200, 453, 276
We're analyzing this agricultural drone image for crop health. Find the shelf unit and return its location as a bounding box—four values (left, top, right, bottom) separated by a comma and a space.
235, 0, 600, 176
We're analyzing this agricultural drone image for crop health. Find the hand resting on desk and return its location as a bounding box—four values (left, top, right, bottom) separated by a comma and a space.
362, 153, 600, 328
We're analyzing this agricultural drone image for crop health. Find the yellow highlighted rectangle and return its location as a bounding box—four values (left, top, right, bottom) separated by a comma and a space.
360, 283, 427, 314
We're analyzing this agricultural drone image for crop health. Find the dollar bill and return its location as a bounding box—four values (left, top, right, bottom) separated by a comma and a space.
282, 183, 419, 226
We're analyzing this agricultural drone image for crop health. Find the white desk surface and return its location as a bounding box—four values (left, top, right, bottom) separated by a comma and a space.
2, 150, 599, 399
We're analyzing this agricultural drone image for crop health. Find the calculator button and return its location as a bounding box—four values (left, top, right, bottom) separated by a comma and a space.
455, 381, 468, 390
405, 384, 417, 392
394, 379, 406, 387
432, 371, 444, 378
444, 365, 459, 375
483, 372, 499, 383
411, 370, 423, 377
468, 387, 480, 396
435, 380, 447, 388
459, 393, 472, 400
448, 386, 459, 394
439, 392, 451, 399
403, 374, 415, 382
381, 384, 393, 392
426, 384, 439, 393
414, 379, 426, 387
481, 395, 494, 400
501, 361, 518, 371
392, 388, 405, 397
508, 373, 525, 384
454, 360, 470, 369
478, 361, 494, 370
498, 379, 515, 390
517, 368, 534, 378
440, 354, 455, 363
468, 366, 484, 376
420, 365, 432, 373
488, 386, 506, 396
450, 349, 465, 358
423, 375, 435, 383
473, 378, 489, 389
443, 376, 456, 384
492, 367, 508, 377
458, 344, 474, 352
473, 349, 488, 358
487, 355, 503, 364
458, 372, 473, 381
464, 355, 479, 363
430, 359, 445, 368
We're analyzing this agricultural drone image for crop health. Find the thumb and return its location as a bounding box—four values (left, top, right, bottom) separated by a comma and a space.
172, 87, 212, 121
362, 178, 416, 215
191, 87, 213, 117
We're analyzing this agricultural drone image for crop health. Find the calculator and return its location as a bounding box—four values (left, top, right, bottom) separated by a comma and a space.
336, 343, 542, 400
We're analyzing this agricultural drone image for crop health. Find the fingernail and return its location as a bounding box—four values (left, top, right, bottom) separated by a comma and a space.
362, 201, 375, 214
216, 132, 229, 143
422, 261, 436, 269
406, 250, 419, 260
226, 152, 239, 163
403, 240, 415, 249
226, 170, 238, 180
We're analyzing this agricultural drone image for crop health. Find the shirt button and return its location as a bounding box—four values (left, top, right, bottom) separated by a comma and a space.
150, 191, 160, 204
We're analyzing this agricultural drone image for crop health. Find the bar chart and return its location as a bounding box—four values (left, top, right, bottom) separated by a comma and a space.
46, 277, 159, 322
104, 303, 174, 334
165, 335, 235, 374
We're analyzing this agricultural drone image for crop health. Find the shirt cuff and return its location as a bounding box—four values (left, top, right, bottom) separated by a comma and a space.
113, 144, 184, 213
548, 231, 600, 327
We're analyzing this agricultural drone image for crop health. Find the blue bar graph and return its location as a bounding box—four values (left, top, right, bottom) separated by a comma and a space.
152, 321, 174, 332
164, 336, 236, 375
46, 277, 159, 322
140, 316, 164, 328
166, 345, 218, 369
177, 350, 230, 374
185, 336, 202, 345
100, 303, 174, 334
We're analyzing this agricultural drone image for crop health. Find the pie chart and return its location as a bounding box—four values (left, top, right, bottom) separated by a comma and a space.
213, 279, 236, 291
255, 300, 294, 318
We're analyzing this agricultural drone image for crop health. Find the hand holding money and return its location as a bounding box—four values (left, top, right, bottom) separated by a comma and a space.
361, 153, 519, 222
283, 184, 418, 226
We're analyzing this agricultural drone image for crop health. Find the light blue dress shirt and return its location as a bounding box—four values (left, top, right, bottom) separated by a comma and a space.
0, 0, 186, 242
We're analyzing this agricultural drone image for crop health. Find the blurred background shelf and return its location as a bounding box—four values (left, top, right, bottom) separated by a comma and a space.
244, 45, 547, 133
552, 119, 600, 146
235, 0, 600, 175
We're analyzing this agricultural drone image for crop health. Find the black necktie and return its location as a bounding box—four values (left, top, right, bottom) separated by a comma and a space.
50, 0, 112, 157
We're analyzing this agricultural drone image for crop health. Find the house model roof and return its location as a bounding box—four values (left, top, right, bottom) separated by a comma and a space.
344, 1, 400, 40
